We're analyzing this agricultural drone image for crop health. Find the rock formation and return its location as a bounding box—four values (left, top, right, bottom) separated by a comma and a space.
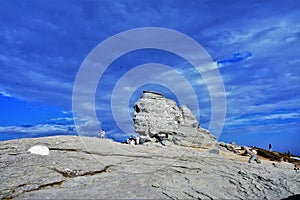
133, 90, 215, 148
1, 91, 299, 199
1, 136, 299, 199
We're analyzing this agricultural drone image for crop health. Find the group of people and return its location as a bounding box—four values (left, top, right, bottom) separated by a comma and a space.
125, 133, 169, 146
98, 129, 165, 146
126, 135, 142, 145
98, 129, 146, 145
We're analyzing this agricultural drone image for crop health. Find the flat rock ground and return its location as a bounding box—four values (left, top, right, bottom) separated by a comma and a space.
1, 136, 299, 199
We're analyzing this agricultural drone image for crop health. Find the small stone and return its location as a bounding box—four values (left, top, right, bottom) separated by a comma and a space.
27, 145, 49, 156
238, 170, 248, 176
209, 149, 220, 155
151, 184, 160, 188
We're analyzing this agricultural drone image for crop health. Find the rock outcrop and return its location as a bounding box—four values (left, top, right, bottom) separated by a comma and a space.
133, 90, 215, 148
1, 136, 299, 199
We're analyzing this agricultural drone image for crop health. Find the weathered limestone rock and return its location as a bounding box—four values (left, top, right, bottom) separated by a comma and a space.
1, 136, 299, 199
179, 105, 199, 127
133, 90, 215, 148
133, 90, 182, 136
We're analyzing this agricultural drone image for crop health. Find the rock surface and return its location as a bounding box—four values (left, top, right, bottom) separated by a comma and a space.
133, 90, 216, 148
1, 136, 300, 199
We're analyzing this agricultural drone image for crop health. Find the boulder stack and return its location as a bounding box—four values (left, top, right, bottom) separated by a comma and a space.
133, 90, 216, 148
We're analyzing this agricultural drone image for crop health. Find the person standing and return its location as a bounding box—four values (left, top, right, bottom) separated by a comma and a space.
269, 144, 272, 151
136, 135, 140, 145
249, 149, 260, 164
288, 150, 291, 158
100, 129, 105, 139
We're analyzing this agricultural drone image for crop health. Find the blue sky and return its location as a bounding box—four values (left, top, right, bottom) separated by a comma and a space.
0, 0, 299, 154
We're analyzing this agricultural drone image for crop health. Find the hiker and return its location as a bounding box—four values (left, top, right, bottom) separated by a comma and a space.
294, 164, 299, 172
126, 135, 135, 145
136, 135, 140, 145
249, 149, 261, 164
100, 129, 105, 139
269, 144, 272, 151
139, 136, 150, 144
153, 134, 165, 146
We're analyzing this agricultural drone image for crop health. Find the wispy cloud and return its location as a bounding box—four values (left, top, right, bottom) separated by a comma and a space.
0, 89, 12, 97
262, 113, 299, 120
0, 122, 76, 140
226, 112, 300, 127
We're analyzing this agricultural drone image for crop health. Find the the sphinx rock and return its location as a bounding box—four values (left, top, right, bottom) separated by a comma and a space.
133, 90, 216, 148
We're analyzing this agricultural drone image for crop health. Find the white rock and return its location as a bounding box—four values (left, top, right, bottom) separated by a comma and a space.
27, 145, 49, 155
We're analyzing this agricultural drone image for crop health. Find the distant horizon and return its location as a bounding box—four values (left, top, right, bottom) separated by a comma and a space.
1, 131, 299, 157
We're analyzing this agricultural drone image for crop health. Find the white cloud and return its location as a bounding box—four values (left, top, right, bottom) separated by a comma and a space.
61, 110, 71, 114
225, 112, 299, 127
0, 89, 12, 97
50, 117, 74, 122
0, 123, 75, 135
262, 113, 299, 120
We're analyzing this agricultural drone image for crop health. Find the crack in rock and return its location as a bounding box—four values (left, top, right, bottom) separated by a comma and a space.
49, 148, 91, 154
183, 191, 196, 198
7, 180, 65, 199
172, 165, 202, 171
162, 191, 178, 200
50, 165, 112, 178
191, 187, 213, 200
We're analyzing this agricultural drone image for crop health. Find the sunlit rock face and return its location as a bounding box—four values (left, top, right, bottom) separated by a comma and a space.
1, 136, 299, 199
133, 90, 216, 148
133, 90, 183, 136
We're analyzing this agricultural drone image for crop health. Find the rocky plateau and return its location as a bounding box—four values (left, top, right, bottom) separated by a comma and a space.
1, 136, 300, 199
1, 91, 299, 199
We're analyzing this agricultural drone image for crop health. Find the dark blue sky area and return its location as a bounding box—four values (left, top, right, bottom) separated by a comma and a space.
0, 0, 299, 154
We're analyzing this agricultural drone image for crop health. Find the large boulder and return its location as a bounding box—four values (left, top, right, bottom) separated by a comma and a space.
133, 90, 216, 148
